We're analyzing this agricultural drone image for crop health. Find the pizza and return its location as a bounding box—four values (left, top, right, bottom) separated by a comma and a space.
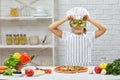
54, 66, 88, 73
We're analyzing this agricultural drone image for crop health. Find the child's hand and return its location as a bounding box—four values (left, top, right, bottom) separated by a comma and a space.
80, 14, 91, 21
66, 15, 76, 21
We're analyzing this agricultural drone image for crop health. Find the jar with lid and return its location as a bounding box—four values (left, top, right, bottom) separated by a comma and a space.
20, 34, 27, 45
13, 34, 19, 45
10, 8, 19, 17
6, 34, 12, 45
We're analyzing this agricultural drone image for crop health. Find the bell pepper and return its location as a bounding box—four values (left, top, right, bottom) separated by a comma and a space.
70, 20, 87, 28
70, 20, 78, 28
13, 52, 21, 59
19, 52, 31, 64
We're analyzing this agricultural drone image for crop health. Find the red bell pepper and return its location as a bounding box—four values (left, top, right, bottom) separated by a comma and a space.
19, 52, 31, 64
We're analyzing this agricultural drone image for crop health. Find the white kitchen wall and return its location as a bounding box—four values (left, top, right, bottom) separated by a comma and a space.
0, 0, 120, 66
54, 0, 120, 66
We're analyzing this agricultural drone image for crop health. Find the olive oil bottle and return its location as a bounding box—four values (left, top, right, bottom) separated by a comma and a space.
6, 34, 12, 45
13, 34, 19, 45
20, 34, 26, 45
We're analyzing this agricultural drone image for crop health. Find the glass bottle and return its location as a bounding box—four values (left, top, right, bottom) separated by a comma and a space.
20, 34, 26, 45
6, 34, 12, 45
13, 34, 19, 45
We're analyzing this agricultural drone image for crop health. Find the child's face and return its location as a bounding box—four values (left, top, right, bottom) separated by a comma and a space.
70, 20, 86, 34
72, 27, 85, 34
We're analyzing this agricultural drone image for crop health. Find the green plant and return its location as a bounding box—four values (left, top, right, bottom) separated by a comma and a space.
106, 58, 120, 75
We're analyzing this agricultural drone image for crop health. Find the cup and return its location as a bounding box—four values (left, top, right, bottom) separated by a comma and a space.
29, 36, 40, 45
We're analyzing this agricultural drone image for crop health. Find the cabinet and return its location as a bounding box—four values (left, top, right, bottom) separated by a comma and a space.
0, 0, 55, 66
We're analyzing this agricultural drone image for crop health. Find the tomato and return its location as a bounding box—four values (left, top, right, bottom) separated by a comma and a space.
44, 69, 52, 74
94, 66, 102, 74
25, 69, 34, 77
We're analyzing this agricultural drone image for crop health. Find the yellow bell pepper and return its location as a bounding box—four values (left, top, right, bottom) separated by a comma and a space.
13, 52, 21, 59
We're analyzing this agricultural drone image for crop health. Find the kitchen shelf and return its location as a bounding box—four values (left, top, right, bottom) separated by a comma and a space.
0, 0, 55, 66
0, 45, 54, 48
0, 17, 53, 20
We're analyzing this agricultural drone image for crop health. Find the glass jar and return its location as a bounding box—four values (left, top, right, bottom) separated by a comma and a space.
13, 34, 19, 45
6, 34, 12, 45
20, 34, 27, 45
10, 8, 18, 17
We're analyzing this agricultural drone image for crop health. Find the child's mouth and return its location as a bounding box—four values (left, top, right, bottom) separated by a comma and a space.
74, 27, 82, 30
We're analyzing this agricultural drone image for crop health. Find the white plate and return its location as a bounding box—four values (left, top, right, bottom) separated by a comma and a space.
13, 73, 23, 77
32, 14, 48, 17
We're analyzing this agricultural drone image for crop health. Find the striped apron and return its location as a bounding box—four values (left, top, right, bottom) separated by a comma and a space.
62, 31, 95, 66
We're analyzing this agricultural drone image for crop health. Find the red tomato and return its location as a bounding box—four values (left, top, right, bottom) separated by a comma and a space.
44, 69, 52, 74
25, 69, 34, 77
94, 66, 102, 74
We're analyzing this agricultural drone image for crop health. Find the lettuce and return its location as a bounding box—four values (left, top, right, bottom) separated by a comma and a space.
4, 54, 20, 68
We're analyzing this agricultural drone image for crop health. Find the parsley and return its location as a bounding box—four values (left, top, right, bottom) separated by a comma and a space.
106, 58, 120, 75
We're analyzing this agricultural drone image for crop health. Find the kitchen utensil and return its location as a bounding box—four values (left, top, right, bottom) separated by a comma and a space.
42, 35, 47, 44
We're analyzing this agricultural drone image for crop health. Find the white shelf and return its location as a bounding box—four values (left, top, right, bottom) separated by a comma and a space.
0, 17, 53, 20
0, 45, 54, 48
0, 0, 55, 66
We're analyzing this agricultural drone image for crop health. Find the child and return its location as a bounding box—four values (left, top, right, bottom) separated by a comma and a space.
49, 7, 107, 66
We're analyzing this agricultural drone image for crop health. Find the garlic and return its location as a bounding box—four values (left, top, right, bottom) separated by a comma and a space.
101, 69, 106, 75
87, 68, 93, 74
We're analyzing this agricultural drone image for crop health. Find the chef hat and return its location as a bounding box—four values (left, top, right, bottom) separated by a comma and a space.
66, 7, 90, 19
66, 7, 90, 26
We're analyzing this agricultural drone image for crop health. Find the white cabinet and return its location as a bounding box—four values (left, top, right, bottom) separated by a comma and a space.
0, 0, 55, 66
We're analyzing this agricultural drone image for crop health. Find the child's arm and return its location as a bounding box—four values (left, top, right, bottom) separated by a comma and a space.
89, 18, 107, 38
81, 14, 107, 38
49, 15, 75, 38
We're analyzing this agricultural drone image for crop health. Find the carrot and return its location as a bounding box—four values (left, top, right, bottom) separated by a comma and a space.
0, 66, 8, 70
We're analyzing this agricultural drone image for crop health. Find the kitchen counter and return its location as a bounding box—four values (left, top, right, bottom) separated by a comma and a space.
0, 66, 120, 80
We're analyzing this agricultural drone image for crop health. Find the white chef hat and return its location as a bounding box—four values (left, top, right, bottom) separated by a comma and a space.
66, 7, 90, 19
66, 7, 90, 26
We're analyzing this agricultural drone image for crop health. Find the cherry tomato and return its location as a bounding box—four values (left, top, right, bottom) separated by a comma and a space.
44, 69, 52, 74
25, 69, 34, 77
